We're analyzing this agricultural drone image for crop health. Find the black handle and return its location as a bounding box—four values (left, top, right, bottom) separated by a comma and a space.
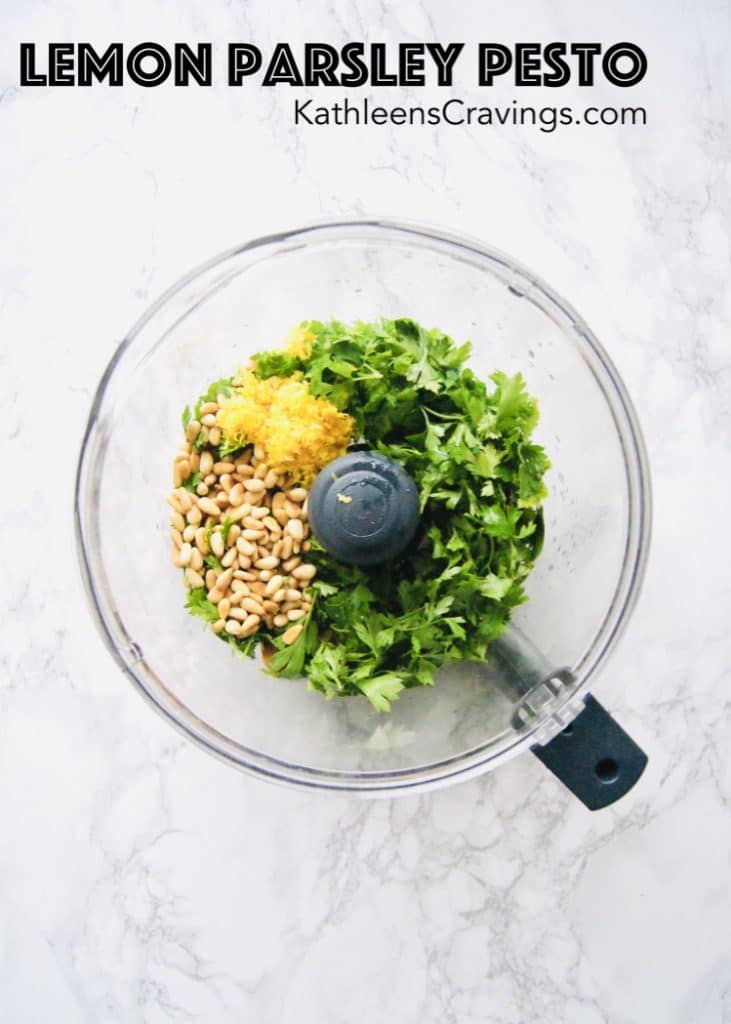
531, 694, 648, 810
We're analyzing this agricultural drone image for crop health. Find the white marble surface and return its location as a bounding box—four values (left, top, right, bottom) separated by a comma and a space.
2, 1, 730, 1021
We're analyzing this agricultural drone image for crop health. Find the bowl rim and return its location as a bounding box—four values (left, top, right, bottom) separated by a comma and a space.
74, 217, 652, 794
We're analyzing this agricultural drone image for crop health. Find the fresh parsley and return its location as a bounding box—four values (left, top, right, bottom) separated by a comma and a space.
256, 318, 549, 709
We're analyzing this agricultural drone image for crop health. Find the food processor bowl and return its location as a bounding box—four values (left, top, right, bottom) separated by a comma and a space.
75, 220, 651, 798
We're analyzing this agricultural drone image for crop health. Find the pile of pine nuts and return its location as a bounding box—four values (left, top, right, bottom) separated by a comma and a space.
167, 397, 315, 648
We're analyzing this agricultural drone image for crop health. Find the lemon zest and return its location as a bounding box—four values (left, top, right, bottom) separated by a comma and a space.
217, 371, 353, 484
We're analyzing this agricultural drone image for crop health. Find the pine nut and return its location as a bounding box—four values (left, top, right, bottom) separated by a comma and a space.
198, 497, 220, 517
211, 618, 226, 634
201, 413, 217, 427
287, 608, 306, 621
182, 524, 196, 543
242, 528, 265, 541
255, 556, 279, 570
282, 624, 303, 645
263, 516, 281, 533
190, 548, 204, 571
254, 462, 268, 480
228, 606, 249, 622
216, 567, 234, 591
185, 506, 201, 526
227, 505, 250, 522
280, 536, 293, 560
171, 528, 183, 549
265, 574, 284, 596
175, 489, 192, 511
229, 483, 245, 506
185, 569, 205, 588
204, 473, 216, 486
272, 539, 284, 558
186, 419, 201, 442
272, 589, 287, 603
243, 477, 266, 493
210, 532, 225, 558
243, 516, 263, 531
292, 542, 301, 554
274, 613, 289, 627
258, 570, 273, 582
178, 543, 192, 567
219, 473, 232, 492
283, 499, 300, 518
253, 444, 265, 461
239, 595, 264, 615
169, 511, 185, 531
196, 483, 209, 496
218, 597, 231, 619
200, 426, 210, 444
209, 426, 221, 446
250, 506, 269, 520
215, 492, 229, 508
285, 518, 304, 541
282, 556, 301, 572
228, 524, 241, 543
264, 469, 279, 489
167, 494, 184, 514
208, 588, 224, 605
221, 548, 237, 568
199, 452, 213, 474
205, 569, 217, 590
285, 589, 300, 602
225, 619, 242, 636
240, 614, 261, 637
238, 571, 257, 582
292, 563, 316, 581
195, 527, 208, 553
287, 488, 308, 503
214, 462, 235, 475
302, 541, 311, 552
200, 402, 218, 415
236, 537, 255, 556
238, 556, 252, 570
273, 508, 289, 527
272, 492, 286, 512
237, 464, 255, 478
263, 599, 279, 613
249, 581, 267, 597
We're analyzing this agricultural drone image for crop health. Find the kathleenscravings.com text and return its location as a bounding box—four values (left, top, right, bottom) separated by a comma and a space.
293, 96, 647, 132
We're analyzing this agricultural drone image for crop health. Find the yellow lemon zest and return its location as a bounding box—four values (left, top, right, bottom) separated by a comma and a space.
217, 371, 353, 484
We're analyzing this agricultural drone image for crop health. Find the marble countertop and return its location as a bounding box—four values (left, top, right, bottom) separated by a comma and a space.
2, 1, 730, 1021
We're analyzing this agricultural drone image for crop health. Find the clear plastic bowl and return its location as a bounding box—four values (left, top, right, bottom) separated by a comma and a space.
75, 220, 651, 794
